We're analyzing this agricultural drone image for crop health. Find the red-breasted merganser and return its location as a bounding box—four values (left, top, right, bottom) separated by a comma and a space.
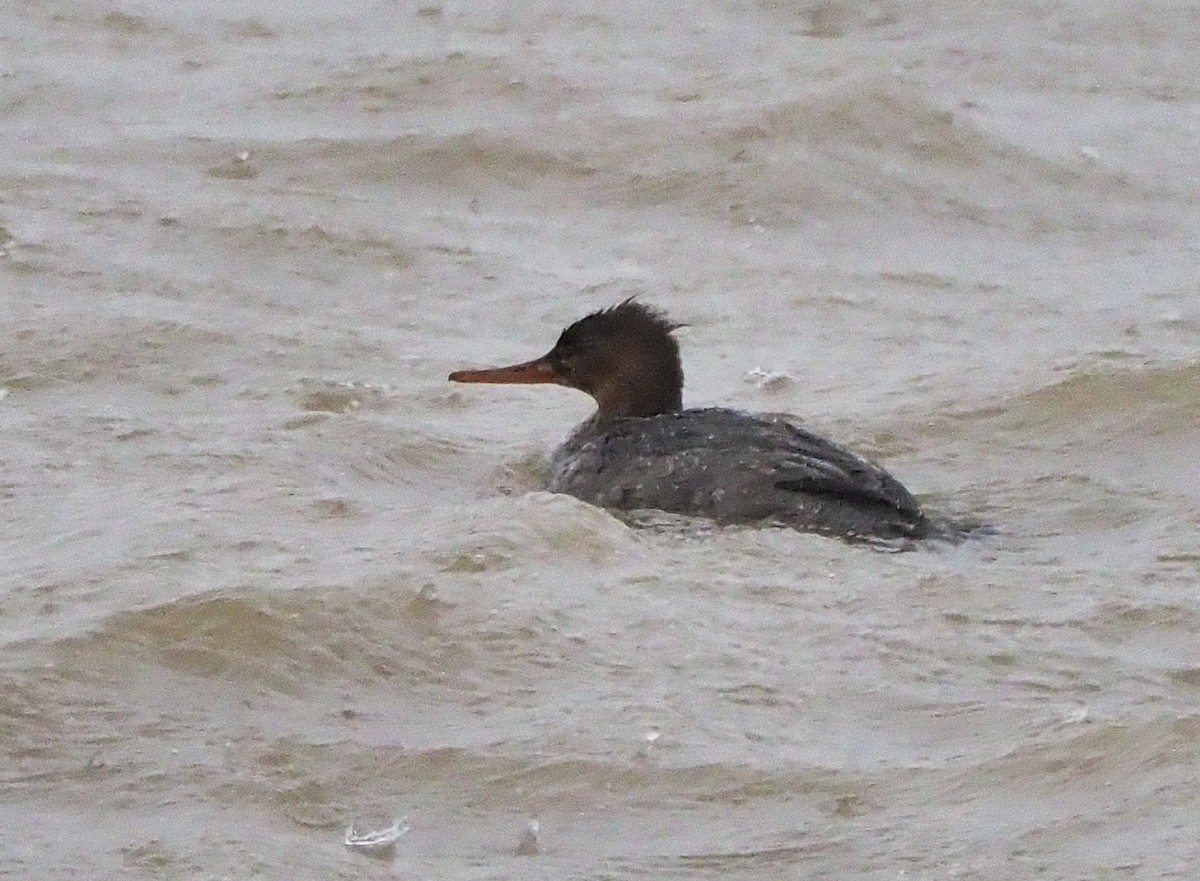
449, 300, 930, 540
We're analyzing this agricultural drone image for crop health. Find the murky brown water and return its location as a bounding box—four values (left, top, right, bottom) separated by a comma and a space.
3, 2, 1199, 878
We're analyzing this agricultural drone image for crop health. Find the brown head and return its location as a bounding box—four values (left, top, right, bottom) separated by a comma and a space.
449, 299, 684, 419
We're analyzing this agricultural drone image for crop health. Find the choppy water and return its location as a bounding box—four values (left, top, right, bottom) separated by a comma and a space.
3, 2, 1199, 878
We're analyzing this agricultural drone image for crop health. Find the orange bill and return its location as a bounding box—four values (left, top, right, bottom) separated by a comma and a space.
448, 355, 559, 384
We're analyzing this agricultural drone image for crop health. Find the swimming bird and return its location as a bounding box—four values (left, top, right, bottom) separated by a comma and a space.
449, 300, 930, 540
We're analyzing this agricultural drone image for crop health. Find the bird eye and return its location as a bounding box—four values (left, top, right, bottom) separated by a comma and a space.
554, 352, 576, 377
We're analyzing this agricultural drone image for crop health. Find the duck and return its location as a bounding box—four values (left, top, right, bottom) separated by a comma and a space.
450, 299, 930, 540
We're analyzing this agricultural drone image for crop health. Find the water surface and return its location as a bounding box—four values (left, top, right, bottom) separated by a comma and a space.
2, 2, 1199, 878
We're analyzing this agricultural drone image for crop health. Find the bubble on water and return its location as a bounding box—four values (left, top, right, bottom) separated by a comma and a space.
344, 818, 410, 856
743, 367, 794, 392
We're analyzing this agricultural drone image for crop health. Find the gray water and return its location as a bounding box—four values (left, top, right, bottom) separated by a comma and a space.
3, 2, 1199, 878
